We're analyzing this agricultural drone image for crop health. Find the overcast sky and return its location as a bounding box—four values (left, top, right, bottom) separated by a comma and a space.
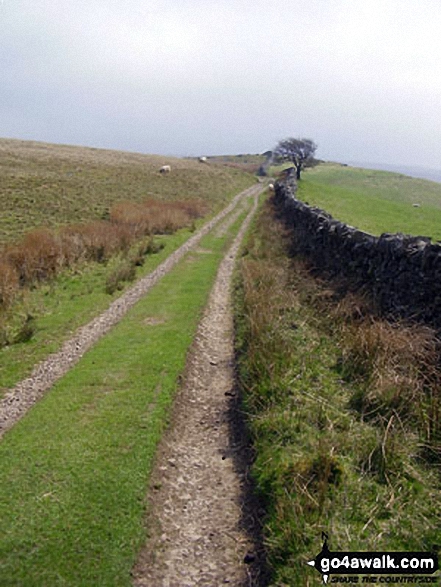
1, 0, 441, 168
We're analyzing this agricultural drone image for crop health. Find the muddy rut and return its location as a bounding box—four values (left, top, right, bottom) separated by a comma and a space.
0, 184, 263, 439
133, 193, 265, 586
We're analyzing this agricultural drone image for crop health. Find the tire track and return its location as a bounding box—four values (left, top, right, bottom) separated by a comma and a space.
0, 184, 263, 440
132, 192, 263, 586
215, 196, 250, 238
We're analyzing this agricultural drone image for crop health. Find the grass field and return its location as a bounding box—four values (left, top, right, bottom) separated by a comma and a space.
292, 163, 441, 240
0, 138, 254, 244
0, 195, 257, 586
234, 199, 441, 585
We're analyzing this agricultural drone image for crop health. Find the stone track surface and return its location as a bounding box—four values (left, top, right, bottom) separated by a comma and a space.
132, 193, 263, 586
0, 184, 263, 440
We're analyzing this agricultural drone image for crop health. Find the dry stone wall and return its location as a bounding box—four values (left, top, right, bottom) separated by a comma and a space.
274, 178, 441, 328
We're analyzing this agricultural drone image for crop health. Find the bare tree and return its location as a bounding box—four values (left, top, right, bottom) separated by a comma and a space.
273, 138, 317, 180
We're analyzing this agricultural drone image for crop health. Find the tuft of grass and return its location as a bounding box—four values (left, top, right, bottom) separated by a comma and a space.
12, 313, 35, 344
103, 236, 167, 295
0, 261, 19, 308
234, 199, 441, 584
335, 316, 441, 462
105, 261, 137, 295
127, 238, 165, 267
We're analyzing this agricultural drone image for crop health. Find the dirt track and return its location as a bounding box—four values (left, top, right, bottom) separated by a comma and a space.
0, 184, 263, 440
132, 192, 266, 586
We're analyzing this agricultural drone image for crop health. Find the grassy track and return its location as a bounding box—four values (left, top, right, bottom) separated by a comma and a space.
295, 164, 441, 240
234, 200, 441, 585
0, 195, 257, 586
0, 138, 255, 393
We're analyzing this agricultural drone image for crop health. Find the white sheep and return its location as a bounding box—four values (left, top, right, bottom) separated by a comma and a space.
412, 203, 421, 208
268, 183, 275, 191
198, 156, 207, 163
159, 165, 171, 174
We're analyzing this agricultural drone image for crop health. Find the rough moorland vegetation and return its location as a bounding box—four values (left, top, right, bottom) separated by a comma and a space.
0, 138, 253, 244
0, 139, 255, 342
0, 198, 206, 310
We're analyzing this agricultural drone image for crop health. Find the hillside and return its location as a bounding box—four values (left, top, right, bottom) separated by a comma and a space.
296, 163, 441, 240
204, 153, 267, 174
0, 138, 253, 244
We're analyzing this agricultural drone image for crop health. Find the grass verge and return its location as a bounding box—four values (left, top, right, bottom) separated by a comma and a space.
0, 195, 256, 586
234, 199, 441, 585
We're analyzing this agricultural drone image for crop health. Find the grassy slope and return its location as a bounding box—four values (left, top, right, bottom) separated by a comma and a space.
296, 164, 441, 240
0, 138, 253, 244
0, 196, 256, 586
0, 139, 256, 395
234, 201, 441, 585
207, 153, 266, 173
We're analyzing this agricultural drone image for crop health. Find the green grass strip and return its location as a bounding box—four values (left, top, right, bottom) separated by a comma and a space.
0, 198, 255, 586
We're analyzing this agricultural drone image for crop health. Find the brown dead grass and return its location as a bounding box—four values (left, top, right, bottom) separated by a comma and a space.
337, 315, 441, 455
109, 199, 207, 236
0, 261, 19, 308
291, 238, 441, 460
0, 199, 207, 311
